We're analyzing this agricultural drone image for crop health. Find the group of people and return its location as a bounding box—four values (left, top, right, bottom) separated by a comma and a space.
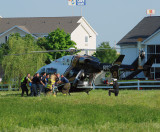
21, 72, 70, 97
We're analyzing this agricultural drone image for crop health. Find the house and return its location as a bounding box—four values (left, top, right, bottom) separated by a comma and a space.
0, 16, 97, 55
117, 16, 160, 80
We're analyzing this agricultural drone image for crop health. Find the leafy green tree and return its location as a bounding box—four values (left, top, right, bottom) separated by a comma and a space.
94, 42, 119, 63
2, 33, 46, 86
0, 43, 9, 64
37, 28, 76, 63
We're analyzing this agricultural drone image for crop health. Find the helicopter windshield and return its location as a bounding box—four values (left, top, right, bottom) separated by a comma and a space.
46, 68, 57, 74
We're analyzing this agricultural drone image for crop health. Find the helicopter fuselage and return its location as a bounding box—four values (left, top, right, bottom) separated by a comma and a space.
37, 55, 102, 93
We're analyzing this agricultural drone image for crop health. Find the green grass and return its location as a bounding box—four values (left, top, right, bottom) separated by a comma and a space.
0, 90, 160, 132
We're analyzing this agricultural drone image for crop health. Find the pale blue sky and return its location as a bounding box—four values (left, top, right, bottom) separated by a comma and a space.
0, 0, 160, 47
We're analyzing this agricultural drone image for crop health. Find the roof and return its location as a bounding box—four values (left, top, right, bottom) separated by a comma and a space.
117, 16, 160, 45
0, 16, 82, 35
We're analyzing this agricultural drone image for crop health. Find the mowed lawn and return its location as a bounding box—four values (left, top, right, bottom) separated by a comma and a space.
0, 90, 160, 132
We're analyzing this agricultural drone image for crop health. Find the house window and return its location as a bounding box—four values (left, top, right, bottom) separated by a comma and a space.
147, 45, 160, 64
156, 45, 160, 53
150, 67, 160, 79
150, 67, 155, 79
5, 36, 8, 43
156, 45, 160, 63
85, 36, 88, 43
147, 45, 155, 53
155, 68, 160, 79
85, 36, 88, 46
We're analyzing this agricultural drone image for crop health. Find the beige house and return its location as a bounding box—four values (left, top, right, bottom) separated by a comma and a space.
0, 16, 97, 54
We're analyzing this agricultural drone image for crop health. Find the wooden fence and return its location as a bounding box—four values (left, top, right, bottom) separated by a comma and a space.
94, 80, 160, 90
0, 84, 18, 91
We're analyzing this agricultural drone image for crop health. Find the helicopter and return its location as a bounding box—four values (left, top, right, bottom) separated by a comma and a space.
36, 49, 125, 94
9, 47, 156, 94
35, 46, 157, 94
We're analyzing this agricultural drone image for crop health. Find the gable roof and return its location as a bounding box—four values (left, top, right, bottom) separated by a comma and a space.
0, 16, 82, 35
0, 25, 38, 39
117, 16, 160, 45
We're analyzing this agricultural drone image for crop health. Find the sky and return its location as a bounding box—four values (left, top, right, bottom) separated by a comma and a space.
0, 0, 160, 48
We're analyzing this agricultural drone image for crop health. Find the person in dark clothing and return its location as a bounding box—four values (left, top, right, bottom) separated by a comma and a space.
31, 73, 43, 96
108, 79, 119, 96
39, 72, 46, 93
21, 73, 31, 97
35, 73, 45, 96
60, 74, 70, 95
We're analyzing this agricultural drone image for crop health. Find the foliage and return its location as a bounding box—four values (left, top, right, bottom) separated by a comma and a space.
0, 90, 160, 131
94, 42, 119, 63
0, 43, 9, 64
2, 33, 46, 85
37, 28, 76, 63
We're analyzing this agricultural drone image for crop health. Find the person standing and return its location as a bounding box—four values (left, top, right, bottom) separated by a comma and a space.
31, 73, 43, 96
37, 73, 45, 96
21, 73, 31, 97
46, 74, 56, 96
60, 75, 70, 95
39, 72, 46, 93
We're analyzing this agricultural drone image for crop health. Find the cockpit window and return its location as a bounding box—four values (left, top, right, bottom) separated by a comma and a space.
46, 68, 57, 74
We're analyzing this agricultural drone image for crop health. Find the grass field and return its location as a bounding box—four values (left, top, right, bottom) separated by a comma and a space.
0, 90, 160, 132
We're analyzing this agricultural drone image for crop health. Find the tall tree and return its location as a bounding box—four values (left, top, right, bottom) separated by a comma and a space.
0, 43, 9, 64
37, 28, 76, 63
94, 42, 119, 63
2, 33, 46, 85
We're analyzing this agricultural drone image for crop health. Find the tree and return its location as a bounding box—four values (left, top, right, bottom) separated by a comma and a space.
0, 43, 9, 64
2, 33, 46, 86
94, 42, 119, 63
37, 28, 76, 63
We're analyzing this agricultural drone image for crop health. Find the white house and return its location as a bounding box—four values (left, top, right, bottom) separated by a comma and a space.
117, 16, 160, 80
0, 16, 97, 54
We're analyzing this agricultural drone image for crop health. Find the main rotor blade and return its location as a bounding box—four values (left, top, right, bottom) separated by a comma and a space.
31, 50, 71, 53
4, 47, 122, 56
